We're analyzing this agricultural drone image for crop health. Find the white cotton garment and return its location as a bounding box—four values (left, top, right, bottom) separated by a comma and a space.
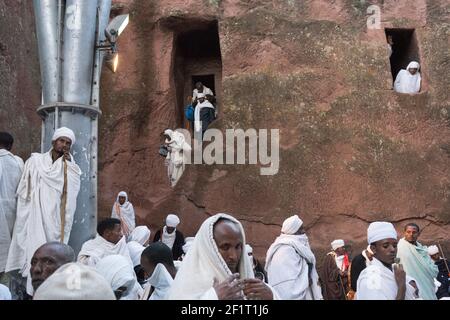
111, 191, 136, 237
164, 130, 192, 187
265, 234, 323, 300
394, 61, 421, 94
127, 241, 146, 267
5, 150, 81, 296
161, 226, 176, 250
143, 263, 174, 300
96, 254, 142, 300
77, 235, 132, 267
356, 257, 416, 300
0, 284, 11, 300
194, 100, 215, 132
0, 149, 23, 273
192, 86, 214, 102
129, 226, 151, 245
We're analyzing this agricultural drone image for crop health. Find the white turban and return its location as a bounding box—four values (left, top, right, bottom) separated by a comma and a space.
331, 239, 345, 251
52, 127, 76, 145
130, 226, 151, 245
367, 221, 397, 244
281, 215, 303, 235
0, 284, 11, 300
166, 214, 180, 228
245, 244, 253, 254
427, 245, 439, 256
182, 237, 194, 254
33, 263, 115, 300
407, 61, 420, 71
197, 93, 206, 98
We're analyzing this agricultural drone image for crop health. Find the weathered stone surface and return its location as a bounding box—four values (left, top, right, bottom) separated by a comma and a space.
1, 0, 449, 262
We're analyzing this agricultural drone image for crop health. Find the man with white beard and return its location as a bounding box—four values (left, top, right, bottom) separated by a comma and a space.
265, 215, 323, 300
6, 127, 81, 298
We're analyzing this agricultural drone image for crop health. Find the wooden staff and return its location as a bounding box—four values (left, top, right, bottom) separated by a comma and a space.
60, 158, 68, 243
437, 242, 450, 277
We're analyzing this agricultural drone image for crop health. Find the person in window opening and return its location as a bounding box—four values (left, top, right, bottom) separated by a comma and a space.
192, 81, 214, 103
387, 34, 394, 58
194, 93, 216, 139
394, 61, 421, 94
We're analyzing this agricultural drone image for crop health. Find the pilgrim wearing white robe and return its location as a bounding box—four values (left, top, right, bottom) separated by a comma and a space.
77, 235, 132, 267
356, 257, 416, 300
194, 97, 215, 133
394, 61, 421, 94
111, 191, 136, 238
141, 263, 174, 300
0, 149, 23, 273
167, 213, 279, 300
164, 130, 191, 187
396, 238, 439, 300
96, 255, 143, 300
127, 226, 151, 267
192, 86, 214, 102
266, 234, 323, 300
6, 147, 81, 295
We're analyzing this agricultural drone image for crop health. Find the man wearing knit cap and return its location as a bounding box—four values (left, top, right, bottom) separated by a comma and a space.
153, 214, 186, 260
427, 245, 450, 299
396, 223, 438, 300
320, 239, 349, 300
356, 221, 417, 300
6, 127, 81, 298
265, 215, 323, 299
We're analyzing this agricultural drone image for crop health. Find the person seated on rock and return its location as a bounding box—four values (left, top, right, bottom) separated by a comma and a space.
394, 61, 421, 94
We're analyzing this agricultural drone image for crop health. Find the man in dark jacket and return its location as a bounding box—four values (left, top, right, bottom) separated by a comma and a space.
153, 214, 185, 260
428, 245, 450, 299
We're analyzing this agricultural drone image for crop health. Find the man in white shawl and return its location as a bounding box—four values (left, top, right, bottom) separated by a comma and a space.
394, 61, 421, 94
396, 223, 438, 300
111, 191, 136, 239
265, 215, 323, 300
167, 213, 277, 300
356, 221, 417, 300
127, 226, 151, 268
194, 93, 215, 137
6, 127, 81, 297
192, 81, 214, 102
96, 255, 143, 300
0, 132, 24, 285
163, 129, 191, 187
140, 242, 177, 300
78, 218, 132, 267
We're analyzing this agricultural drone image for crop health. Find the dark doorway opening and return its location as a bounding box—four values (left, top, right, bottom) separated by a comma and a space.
192, 75, 216, 96
385, 28, 420, 82
172, 20, 222, 129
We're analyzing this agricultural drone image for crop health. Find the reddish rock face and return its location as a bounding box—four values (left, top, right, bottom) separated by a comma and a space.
1, 0, 449, 262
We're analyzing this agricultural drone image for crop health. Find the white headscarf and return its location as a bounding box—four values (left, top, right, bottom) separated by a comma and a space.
146, 263, 174, 300
394, 61, 421, 94
281, 215, 303, 234
52, 127, 76, 145
367, 221, 398, 244
427, 245, 439, 256
95, 255, 142, 300
130, 226, 151, 245
0, 284, 11, 300
167, 213, 254, 299
331, 239, 345, 250
33, 263, 116, 300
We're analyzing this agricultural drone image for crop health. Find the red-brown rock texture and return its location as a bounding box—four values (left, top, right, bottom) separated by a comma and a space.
1, 0, 450, 262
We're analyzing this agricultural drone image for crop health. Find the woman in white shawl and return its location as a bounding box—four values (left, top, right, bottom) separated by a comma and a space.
96, 255, 143, 300
167, 213, 277, 300
111, 191, 135, 239
163, 129, 191, 187
394, 61, 421, 94
127, 226, 151, 268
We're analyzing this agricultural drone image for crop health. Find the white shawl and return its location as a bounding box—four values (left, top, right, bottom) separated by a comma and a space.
77, 234, 132, 267
0, 149, 23, 273
356, 257, 416, 300
127, 241, 146, 267
161, 226, 176, 250
394, 61, 421, 94
167, 213, 255, 300
265, 234, 323, 300
111, 191, 136, 237
96, 254, 143, 300
5, 150, 81, 289
142, 263, 174, 300
194, 100, 215, 132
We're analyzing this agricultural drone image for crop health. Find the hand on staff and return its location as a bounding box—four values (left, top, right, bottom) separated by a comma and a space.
63, 150, 71, 162
243, 278, 273, 300
213, 273, 244, 300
